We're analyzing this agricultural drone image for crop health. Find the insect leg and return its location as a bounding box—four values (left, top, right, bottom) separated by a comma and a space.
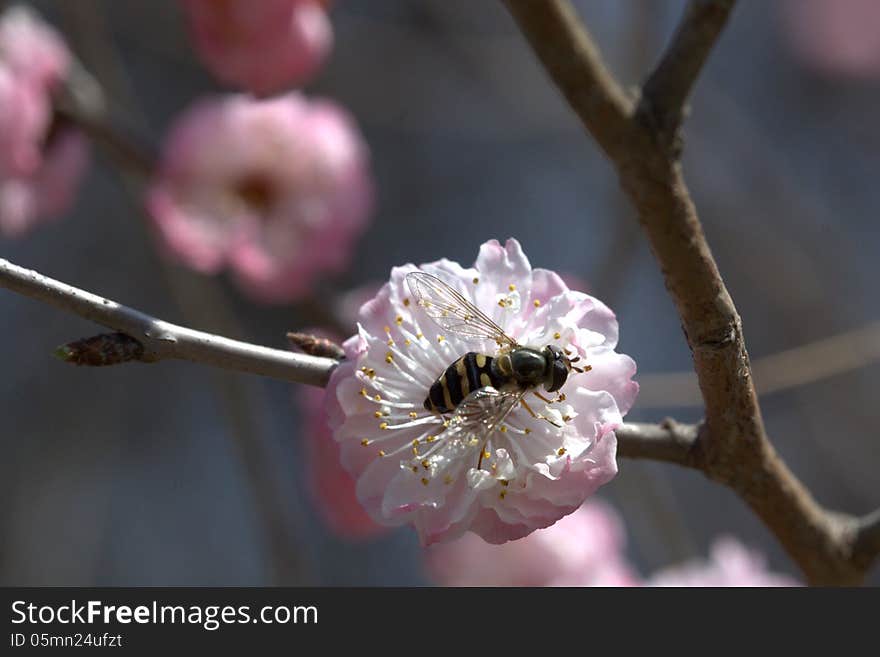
533, 391, 553, 404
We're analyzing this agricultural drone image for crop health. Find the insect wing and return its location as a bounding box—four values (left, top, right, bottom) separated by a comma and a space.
405, 271, 517, 346
446, 387, 524, 440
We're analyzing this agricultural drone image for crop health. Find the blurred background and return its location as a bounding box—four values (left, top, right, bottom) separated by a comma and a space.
1, 0, 878, 585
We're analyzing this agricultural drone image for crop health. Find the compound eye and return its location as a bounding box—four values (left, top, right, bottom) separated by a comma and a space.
545, 360, 569, 392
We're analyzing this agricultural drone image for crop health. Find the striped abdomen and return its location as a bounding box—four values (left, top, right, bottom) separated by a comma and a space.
424, 352, 506, 414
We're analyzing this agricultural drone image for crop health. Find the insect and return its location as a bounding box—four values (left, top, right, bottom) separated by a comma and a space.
405, 271, 590, 467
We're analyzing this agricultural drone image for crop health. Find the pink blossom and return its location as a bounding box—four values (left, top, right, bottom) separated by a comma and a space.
425, 500, 640, 586
298, 384, 386, 540
181, 0, 333, 95
646, 537, 801, 587
781, 0, 880, 79
0, 5, 70, 92
0, 128, 89, 238
147, 93, 373, 303
0, 6, 89, 238
325, 238, 638, 546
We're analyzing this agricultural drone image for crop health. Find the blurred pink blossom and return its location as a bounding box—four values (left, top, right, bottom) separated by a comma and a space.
147, 92, 373, 303
646, 537, 800, 587
0, 6, 89, 238
298, 383, 386, 540
781, 0, 880, 79
181, 0, 333, 95
326, 239, 637, 546
425, 500, 640, 587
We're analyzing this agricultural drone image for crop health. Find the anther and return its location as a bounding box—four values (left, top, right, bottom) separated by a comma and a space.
421, 477, 429, 486
533, 299, 541, 307
557, 447, 566, 456
360, 439, 370, 446
553, 332, 561, 340
379, 422, 388, 430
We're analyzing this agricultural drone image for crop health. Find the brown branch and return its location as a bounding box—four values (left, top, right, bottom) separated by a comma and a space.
636, 0, 737, 149
503, 0, 877, 584
615, 420, 700, 466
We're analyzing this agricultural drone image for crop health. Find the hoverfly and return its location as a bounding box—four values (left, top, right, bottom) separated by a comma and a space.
405, 271, 590, 468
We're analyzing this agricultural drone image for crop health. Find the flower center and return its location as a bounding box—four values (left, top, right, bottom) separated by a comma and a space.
234, 174, 276, 215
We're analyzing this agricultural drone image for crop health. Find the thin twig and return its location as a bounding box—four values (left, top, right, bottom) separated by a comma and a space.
636, 0, 737, 149
615, 420, 700, 466
0, 258, 336, 387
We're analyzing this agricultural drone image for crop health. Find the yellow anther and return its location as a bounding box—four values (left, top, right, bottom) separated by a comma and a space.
472, 277, 479, 285
533, 299, 541, 307
403, 298, 411, 307
379, 422, 388, 430
395, 315, 403, 325
416, 332, 424, 339
563, 415, 571, 422
508, 283, 516, 292
499, 425, 507, 433
412, 439, 420, 447
437, 335, 446, 343
384, 325, 391, 334
387, 339, 395, 346
557, 447, 566, 456
483, 450, 491, 460
404, 338, 411, 346
385, 351, 393, 363
421, 459, 430, 470
360, 439, 370, 446
524, 428, 532, 435
409, 411, 418, 419
412, 465, 419, 473
500, 480, 509, 487
499, 490, 507, 500
378, 450, 386, 457
374, 394, 381, 401
426, 435, 436, 443
553, 332, 561, 340
374, 411, 383, 418
359, 387, 367, 396
421, 477, 430, 486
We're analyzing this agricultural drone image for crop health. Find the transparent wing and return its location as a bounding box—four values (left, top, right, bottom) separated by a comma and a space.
405, 271, 517, 347
446, 387, 525, 440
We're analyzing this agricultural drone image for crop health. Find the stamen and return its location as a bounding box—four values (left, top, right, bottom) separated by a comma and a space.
508, 284, 516, 292
403, 298, 411, 307
533, 299, 541, 307
472, 277, 479, 285
553, 332, 561, 340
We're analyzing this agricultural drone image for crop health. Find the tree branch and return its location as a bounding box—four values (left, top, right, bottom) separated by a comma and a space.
502, 0, 877, 584
615, 420, 699, 467
0, 258, 336, 387
636, 0, 737, 149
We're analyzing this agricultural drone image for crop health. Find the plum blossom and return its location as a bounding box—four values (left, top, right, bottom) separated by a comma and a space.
181, 0, 333, 95
147, 92, 373, 303
780, 0, 880, 80
646, 537, 800, 587
298, 384, 386, 540
0, 6, 89, 238
325, 238, 638, 546
425, 500, 640, 586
